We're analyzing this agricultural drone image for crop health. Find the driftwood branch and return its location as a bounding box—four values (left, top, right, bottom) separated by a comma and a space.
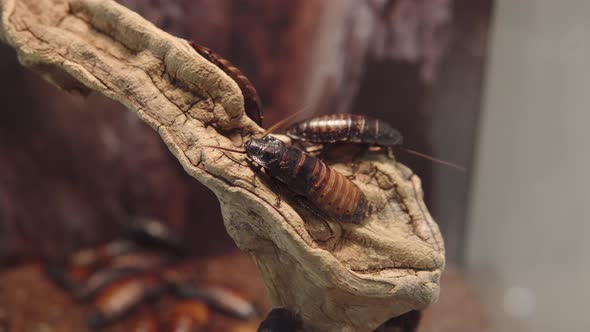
0, 1, 445, 330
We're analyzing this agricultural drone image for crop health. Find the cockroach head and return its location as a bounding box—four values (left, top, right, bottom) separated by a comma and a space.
380, 124, 404, 147
245, 136, 286, 168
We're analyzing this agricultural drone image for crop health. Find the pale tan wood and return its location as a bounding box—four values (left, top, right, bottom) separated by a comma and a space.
0, 1, 445, 330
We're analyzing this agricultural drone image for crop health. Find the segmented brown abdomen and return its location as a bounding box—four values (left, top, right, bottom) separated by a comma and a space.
287, 114, 366, 143
269, 145, 370, 223
286, 114, 403, 147
306, 155, 369, 222
191, 43, 263, 126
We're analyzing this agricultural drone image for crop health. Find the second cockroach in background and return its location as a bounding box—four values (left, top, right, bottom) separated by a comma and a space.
286, 114, 465, 171
191, 42, 264, 126
286, 114, 403, 148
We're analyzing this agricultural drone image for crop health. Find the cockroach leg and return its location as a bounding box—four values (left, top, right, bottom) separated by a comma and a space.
347, 146, 372, 180
246, 160, 283, 209
386, 146, 395, 159
271, 181, 282, 208
299, 143, 324, 157
292, 195, 329, 223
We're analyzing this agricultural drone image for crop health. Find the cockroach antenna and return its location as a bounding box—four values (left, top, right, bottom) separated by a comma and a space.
203, 106, 312, 153
261, 105, 312, 138
398, 147, 466, 172
201, 145, 246, 154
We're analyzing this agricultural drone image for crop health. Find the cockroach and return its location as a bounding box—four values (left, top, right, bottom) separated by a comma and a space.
167, 299, 210, 332
190, 42, 264, 126
48, 246, 173, 300
75, 251, 171, 301
206, 134, 371, 223
287, 114, 403, 147
71, 219, 184, 270
87, 276, 166, 329
258, 308, 302, 332
286, 114, 465, 171
174, 285, 258, 321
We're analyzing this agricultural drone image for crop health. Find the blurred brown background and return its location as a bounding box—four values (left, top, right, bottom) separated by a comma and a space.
0, 0, 493, 331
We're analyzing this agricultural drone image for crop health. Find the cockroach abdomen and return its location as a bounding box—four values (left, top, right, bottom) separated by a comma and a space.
190, 42, 264, 126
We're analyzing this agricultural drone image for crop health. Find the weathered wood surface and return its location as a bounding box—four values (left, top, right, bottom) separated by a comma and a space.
0, 0, 444, 330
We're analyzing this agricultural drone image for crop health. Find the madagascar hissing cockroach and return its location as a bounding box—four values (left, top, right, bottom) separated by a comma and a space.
75, 250, 172, 300
248, 136, 371, 222
47, 237, 175, 299
190, 42, 264, 126
286, 114, 465, 171
86, 276, 166, 329
287, 114, 403, 147
46, 241, 147, 293
206, 135, 371, 223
